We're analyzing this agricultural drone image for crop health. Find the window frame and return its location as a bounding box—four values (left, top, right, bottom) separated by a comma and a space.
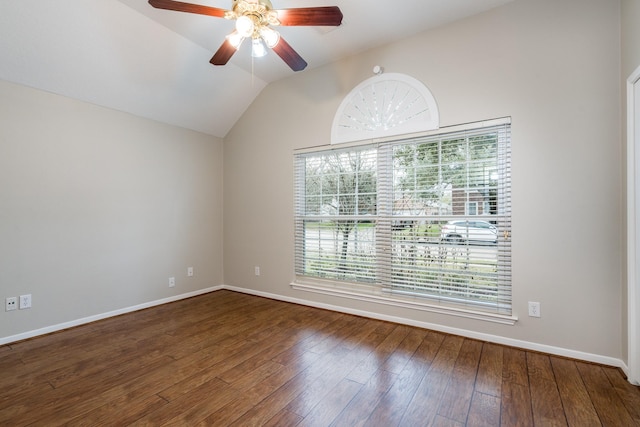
293, 118, 515, 325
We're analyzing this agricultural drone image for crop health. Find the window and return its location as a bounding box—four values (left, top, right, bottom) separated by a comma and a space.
466, 202, 478, 215
294, 120, 511, 317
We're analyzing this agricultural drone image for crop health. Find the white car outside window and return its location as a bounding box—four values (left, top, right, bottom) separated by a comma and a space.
440, 220, 497, 244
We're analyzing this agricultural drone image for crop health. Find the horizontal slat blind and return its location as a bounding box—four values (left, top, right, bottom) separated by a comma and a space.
381, 124, 511, 313
294, 145, 379, 283
294, 123, 511, 314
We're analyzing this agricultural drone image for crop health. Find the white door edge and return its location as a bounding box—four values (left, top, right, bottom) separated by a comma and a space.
627, 64, 640, 385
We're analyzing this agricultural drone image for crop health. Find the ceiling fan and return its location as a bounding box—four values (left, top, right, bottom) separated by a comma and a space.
148, 0, 343, 71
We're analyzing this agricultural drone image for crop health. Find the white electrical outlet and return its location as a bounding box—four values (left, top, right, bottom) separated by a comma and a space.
255, 266, 260, 276
528, 301, 541, 317
187, 267, 194, 277
169, 277, 176, 288
19, 294, 32, 310
5, 297, 17, 312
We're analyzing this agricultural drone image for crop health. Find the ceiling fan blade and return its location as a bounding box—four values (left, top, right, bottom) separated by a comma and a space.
148, 0, 227, 18
272, 37, 308, 72
210, 39, 237, 66
274, 6, 343, 26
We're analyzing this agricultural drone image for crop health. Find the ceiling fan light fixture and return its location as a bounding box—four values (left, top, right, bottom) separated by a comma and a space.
226, 31, 245, 49
251, 38, 267, 57
259, 26, 280, 48
236, 15, 255, 37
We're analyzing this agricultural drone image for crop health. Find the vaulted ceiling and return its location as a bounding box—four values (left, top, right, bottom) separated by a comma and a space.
0, 0, 513, 137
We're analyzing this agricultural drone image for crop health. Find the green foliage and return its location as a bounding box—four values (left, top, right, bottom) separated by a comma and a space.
392, 134, 499, 214
304, 148, 377, 218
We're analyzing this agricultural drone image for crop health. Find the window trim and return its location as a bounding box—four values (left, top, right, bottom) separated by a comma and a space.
293, 117, 515, 325
291, 279, 517, 325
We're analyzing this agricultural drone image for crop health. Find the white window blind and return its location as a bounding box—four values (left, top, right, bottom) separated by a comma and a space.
294, 121, 511, 314
294, 146, 379, 284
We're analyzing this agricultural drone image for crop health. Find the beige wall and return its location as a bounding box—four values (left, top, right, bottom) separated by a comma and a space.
0, 80, 224, 339
622, 0, 640, 78
224, 0, 624, 359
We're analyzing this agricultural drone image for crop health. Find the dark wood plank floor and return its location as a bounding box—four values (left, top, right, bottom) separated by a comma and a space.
1, 290, 639, 426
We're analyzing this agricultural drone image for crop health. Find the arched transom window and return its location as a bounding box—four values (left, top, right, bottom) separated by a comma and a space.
331, 73, 440, 145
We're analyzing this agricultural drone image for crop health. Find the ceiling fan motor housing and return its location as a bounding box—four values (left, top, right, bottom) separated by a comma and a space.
231, 0, 273, 12
229, 0, 279, 29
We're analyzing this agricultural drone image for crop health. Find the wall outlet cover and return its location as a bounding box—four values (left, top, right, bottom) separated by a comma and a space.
19, 294, 32, 309
5, 297, 17, 311
528, 301, 541, 318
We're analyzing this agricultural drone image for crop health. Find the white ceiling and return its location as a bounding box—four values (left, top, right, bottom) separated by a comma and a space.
0, 0, 513, 138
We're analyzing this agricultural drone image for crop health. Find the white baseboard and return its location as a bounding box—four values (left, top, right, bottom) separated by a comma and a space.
0, 285, 224, 345
1, 284, 630, 382
223, 285, 630, 376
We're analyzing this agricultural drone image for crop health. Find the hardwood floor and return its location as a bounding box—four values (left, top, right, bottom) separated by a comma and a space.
1, 290, 639, 426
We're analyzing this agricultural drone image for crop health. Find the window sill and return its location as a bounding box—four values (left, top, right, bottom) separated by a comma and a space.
291, 279, 518, 326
